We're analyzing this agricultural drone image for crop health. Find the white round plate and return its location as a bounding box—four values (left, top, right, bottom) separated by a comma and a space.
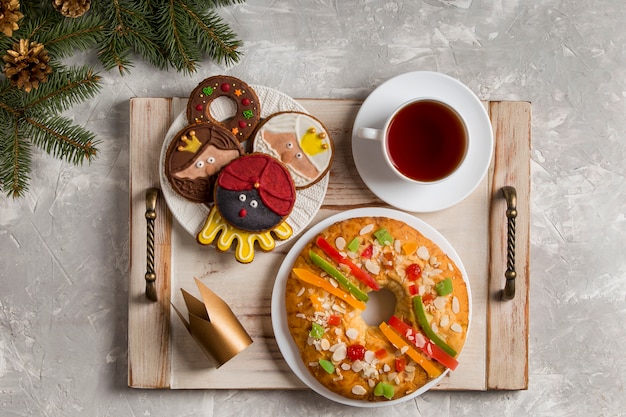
159, 85, 329, 242
271, 207, 472, 408
352, 71, 493, 212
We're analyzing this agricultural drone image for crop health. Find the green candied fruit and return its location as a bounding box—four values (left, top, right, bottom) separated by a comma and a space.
374, 382, 395, 399
435, 277, 453, 296
346, 237, 360, 252
309, 322, 325, 339
319, 359, 335, 374
374, 228, 394, 246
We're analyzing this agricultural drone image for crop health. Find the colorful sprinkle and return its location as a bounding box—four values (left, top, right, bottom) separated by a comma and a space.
234, 89, 243, 97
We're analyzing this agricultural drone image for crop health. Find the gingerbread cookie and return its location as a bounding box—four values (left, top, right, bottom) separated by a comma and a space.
187, 75, 261, 143
197, 153, 296, 263
164, 123, 244, 204
251, 111, 334, 189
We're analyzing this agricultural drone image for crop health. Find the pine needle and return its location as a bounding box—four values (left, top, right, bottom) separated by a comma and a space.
23, 114, 99, 165
22, 67, 102, 116
0, 119, 32, 198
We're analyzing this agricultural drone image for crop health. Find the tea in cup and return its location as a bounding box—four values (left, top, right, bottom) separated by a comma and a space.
357, 98, 468, 184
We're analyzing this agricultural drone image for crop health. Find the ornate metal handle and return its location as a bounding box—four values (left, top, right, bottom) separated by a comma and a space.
145, 188, 159, 302
501, 186, 517, 301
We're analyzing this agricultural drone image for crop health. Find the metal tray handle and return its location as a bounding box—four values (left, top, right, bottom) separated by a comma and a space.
501, 186, 517, 301
145, 188, 159, 302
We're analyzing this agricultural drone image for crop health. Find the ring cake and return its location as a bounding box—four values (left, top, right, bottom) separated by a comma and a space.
284, 216, 469, 402
187, 75, 261, 143
251, 111, 334, 189
197, 153, 296, 263
164, 123, 244, 203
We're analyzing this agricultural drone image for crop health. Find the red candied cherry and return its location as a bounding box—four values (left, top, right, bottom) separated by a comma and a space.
406, 263, 422, 281
241, 98, 251, 106
327, 315, 341, 326
346, 344, 366, 361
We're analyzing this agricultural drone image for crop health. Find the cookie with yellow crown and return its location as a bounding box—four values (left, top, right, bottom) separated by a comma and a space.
251, 111, 334, 189
164, 123, 244, 204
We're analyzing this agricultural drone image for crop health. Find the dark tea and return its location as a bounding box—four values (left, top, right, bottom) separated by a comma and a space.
386, 100, 467, 182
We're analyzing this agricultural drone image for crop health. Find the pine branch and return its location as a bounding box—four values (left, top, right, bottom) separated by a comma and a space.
0, 119, 32, 198
13, 9, 56, 40
94, 0, 165, 74
36, 15, 106, 60
22, 113, 99, 165
22, 67, 102, 116
184, 5, 242, 65
97, 37, 134, 75
0, 81, 24, 116
0, 0, 246, 198
186, 0, 245, 8
156, 0, 202, 74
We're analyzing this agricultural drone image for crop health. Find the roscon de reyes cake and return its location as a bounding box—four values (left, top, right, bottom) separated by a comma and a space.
284, 216, 470, 402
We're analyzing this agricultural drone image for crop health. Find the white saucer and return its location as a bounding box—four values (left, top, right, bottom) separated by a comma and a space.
159, 85, 329, 242
352, 71, 493, 212
271, 207, 472, 407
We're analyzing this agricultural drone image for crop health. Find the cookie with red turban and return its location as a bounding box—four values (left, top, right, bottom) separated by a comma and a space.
215, 153, 296, 232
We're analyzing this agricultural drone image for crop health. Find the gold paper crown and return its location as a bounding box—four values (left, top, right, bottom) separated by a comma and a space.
177, 131, 202, 153
172, 278, 253, 368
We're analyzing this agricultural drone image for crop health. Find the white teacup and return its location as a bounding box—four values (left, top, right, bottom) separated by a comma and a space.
356, 98, 468, 185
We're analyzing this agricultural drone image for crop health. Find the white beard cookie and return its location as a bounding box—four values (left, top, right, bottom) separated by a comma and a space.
251, 111, 334, 189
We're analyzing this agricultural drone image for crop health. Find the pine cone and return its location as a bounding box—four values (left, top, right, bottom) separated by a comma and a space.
3, 39, 53, 93
52, 0, 91, 18
0, 0, 23, 36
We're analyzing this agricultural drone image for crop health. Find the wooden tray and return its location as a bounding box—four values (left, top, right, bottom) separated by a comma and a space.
128, 98, 530, 391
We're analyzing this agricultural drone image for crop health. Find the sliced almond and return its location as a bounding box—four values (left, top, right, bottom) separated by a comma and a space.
359, 224, 374, 235
352, 385, 367, 395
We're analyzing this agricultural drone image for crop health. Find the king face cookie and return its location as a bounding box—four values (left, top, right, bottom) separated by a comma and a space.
251, 111, 334, 189
164, 123, 244, 204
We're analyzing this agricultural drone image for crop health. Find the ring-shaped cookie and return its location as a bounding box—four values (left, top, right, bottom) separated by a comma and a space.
187, 75, 261, 143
